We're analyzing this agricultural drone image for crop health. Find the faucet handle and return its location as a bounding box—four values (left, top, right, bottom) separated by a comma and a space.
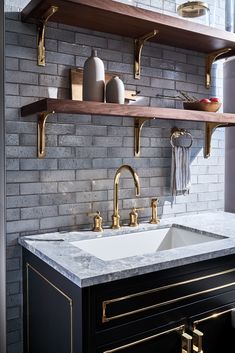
129, 207, 144, 227
151, 198, 159, 206
88, 211, 103, 232
150, 198, 160, 224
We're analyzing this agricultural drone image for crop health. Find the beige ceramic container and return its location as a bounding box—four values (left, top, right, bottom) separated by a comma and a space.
106, 76, 125, 104
83, 49, 105, 102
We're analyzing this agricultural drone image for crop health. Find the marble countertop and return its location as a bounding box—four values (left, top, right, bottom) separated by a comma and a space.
19, 211, 235, 287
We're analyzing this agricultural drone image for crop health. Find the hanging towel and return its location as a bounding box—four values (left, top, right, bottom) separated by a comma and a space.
170, 146, 191, 196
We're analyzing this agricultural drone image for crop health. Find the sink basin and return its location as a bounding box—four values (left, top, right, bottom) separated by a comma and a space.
71, 226, 225, 261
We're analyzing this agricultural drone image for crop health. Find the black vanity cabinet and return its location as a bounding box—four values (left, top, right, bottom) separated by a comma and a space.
23, 249, 235, 353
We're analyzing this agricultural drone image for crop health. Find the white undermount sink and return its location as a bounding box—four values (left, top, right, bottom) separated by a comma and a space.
71, 226, 225, 261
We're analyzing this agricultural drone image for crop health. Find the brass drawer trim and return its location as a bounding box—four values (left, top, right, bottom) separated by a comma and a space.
102, 268, 235, 323
193, 307, 235, 327
26, 263, 73, 353
103, 324, 185, 353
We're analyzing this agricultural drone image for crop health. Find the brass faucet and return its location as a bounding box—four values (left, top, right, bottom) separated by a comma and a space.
112, 165, 140, 229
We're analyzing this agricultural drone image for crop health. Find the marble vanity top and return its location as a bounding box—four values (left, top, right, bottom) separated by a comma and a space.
19, 211, 235, 287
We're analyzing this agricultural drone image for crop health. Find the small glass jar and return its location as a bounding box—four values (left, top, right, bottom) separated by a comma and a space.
176, 1, 210, 26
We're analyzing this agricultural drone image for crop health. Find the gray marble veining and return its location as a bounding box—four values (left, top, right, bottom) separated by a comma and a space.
19, 211, 235, 287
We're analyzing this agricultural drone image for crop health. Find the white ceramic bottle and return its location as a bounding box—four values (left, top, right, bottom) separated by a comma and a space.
83, 49, 105, 102
106, 76, 125, 104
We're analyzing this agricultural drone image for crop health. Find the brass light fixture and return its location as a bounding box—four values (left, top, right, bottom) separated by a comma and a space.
177, 1, 209, 18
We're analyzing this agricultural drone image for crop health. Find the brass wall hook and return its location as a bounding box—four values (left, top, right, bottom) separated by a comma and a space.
134, 29, 158, 79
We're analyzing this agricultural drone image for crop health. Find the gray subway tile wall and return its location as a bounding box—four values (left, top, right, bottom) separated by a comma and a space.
5, 0, 225, 352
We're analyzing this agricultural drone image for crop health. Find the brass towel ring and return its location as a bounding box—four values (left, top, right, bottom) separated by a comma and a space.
170, 128, 193, 148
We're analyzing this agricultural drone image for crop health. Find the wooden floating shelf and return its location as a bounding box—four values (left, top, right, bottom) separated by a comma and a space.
22, 0, 235, 53
21, 0, 235, 85
21, 98, 235, 123
21, 98, 235, 159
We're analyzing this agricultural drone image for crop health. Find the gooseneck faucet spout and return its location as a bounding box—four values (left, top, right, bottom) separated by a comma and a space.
112, 165, 140, 229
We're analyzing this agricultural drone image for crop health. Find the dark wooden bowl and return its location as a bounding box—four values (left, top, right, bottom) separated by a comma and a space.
183, 101, 221, 112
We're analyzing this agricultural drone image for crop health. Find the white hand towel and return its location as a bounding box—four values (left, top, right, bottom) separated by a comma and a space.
171, 146, 191, 196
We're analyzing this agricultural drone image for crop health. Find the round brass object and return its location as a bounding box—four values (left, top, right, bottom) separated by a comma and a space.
177, 1, 209, 18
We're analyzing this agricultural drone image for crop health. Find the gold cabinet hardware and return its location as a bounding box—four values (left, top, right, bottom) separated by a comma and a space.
205, 47, 231, 89
38, 111, 55, 158
134, 117, 151, 157
181, 331, 193, 353
88, 211, 103, 232
129, 207, 144, 227
134, 29, 158, 79
37, 6, 59, 66
192, 329, 203, 353
150, 198, 160, 224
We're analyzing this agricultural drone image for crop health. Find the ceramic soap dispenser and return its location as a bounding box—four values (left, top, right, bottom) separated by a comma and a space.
83, 49, 105, 102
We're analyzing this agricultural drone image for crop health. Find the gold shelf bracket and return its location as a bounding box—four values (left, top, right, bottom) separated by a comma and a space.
204, 122, 235, 158
37, 6, 59, 66
134, 29, 158, 79
38, 111, 55, 158
134, 118, 149, 157
134, 117, 151, 157
205, 47, 232, 89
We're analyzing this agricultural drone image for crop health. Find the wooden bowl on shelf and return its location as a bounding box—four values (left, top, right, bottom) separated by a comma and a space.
183, 101, 222, 112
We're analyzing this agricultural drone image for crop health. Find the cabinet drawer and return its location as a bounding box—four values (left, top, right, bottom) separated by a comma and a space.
97, 323, 187, 353
92, 257, 235, 330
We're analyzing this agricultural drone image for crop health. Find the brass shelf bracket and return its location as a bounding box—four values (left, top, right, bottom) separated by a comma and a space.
205, 47, 232, 89
37, 6, 59, 66
134, 117, 151, 157
204, 122, 233, 158
134, 29, 158, 79
38, 111, 55, 158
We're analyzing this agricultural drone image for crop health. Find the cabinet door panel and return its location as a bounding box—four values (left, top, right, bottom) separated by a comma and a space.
27, 263, 72, 353
191, 307, 235, 353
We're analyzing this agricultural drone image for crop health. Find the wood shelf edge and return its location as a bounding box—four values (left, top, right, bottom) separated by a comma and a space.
21, 98, 235, 125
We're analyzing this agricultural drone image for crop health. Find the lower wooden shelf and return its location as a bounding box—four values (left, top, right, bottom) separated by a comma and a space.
21, 98, 235, 158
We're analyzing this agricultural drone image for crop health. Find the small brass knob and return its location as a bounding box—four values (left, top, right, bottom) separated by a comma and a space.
88, 211, 103, 232
129, 207, 144, 227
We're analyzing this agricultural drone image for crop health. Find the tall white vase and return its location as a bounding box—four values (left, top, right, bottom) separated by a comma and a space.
83, 49, 105, 102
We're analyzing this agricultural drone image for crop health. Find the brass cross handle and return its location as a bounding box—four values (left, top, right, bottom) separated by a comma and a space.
129, 207, 144, 227
150, 198, 160, 224
88, 211, 103, 232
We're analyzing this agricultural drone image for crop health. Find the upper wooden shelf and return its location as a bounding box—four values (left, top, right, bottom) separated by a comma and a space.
22, 0, 235, 54
21, 98, 235, 124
